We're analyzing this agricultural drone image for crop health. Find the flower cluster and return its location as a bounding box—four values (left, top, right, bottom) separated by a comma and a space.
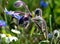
0, 34, 18, 43
5, 36, 18, 43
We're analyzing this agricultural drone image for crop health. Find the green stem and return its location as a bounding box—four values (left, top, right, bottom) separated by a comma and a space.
4, 13, 8, 24
49, 15, 52, 33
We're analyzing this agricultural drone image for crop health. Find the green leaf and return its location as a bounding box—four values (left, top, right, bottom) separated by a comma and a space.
30, 25, 35, 37
2, 27, 7, 34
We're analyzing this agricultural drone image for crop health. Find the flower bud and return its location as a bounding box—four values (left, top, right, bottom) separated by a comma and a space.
14, 0, 24, 8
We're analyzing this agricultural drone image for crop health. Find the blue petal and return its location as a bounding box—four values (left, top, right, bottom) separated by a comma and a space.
40, 1, 48, 8
12, 14, 23, 20
0, 20, 6, 27
6, 11, 9, 15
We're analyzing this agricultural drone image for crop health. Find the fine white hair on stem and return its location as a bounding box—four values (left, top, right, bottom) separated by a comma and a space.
14, 0, 31, 15
14, 0, 24, 8
33, 8, 48, 39
22, 2, 31, 15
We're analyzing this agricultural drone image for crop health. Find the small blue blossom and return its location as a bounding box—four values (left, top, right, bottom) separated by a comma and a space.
4, 8, 9, 15
0, 20, 6, 27
40, 0, 48, 8
4, 8, 23, 21
48, 33, 52, 39
4, 8, 14, 15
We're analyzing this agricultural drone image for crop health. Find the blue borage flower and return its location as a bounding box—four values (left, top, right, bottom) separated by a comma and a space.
40, 0, 48, 8
0, 20, 6, 27
4, 8, 23, 20
4, 8, 24, 24
4, 8, 14, 15
4, 8, 29, 24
